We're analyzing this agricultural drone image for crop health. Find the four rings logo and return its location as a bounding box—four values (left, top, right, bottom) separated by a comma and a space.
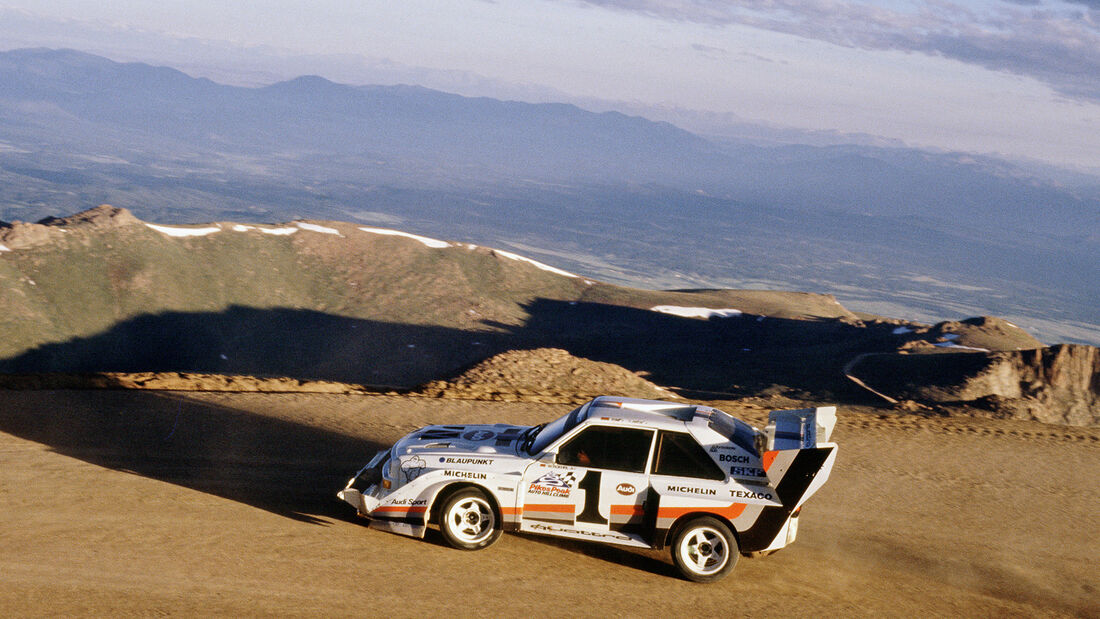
616, 482, 636, 495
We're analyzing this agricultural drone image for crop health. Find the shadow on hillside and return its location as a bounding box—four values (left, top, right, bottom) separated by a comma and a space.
0, 301, 899, 395
0, 389, 381, 524
0, 305, 514, 388
0, 302, 896, 525
495, 298, 895, 395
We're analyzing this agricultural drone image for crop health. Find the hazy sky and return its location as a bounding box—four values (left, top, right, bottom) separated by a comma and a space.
2, 0, 1099, 169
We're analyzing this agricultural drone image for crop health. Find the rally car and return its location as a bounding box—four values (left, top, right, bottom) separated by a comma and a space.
338, 396, 837, 582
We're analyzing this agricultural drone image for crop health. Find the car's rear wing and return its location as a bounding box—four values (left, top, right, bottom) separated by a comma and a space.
760, 407, 838, 511
764, 406, 836, 450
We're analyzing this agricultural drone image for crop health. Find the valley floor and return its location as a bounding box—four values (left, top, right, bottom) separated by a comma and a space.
0, 391, 1096, 617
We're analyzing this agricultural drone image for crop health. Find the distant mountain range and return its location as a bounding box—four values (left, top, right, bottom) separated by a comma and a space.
0, 48, 1097, 345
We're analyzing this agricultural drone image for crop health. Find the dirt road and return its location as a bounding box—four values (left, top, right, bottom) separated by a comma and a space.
1, 391, 1097, 617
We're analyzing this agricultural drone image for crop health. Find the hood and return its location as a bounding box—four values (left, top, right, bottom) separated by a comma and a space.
393, 423, 532, 457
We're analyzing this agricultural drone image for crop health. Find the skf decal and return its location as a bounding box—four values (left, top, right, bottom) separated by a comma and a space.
730, 466, 766, 478
616, 482, 637, 496
443, 470, 487, 480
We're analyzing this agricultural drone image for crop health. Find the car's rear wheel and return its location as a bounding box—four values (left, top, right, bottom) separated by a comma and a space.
671, 516, 738, 582
438, 488, 501, 550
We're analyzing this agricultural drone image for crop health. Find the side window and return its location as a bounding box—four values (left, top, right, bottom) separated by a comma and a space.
556, 426, 654, 473
652, 431, 726, 480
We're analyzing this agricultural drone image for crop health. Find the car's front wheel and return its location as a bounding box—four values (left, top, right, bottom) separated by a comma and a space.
671, 516, 738, 582
438, 488, 501, 550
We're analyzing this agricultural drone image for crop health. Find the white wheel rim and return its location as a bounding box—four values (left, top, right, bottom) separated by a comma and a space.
446, 497, 495, 543
679, 526, 729, 575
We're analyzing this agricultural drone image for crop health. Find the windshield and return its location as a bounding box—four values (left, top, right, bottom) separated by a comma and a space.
526, 402, 590, 455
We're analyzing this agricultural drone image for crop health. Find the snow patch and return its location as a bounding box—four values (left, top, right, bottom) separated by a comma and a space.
232, 224, 254, 232
359, 226, 452, 248
494, 249, 577, 278
651, 306, 743, 319
0, 244, 10, 252
145, 223, 221, 237
259, 227, 298, 235
297, 222, 341, 235
934, 342, 990, 352
892, 326, 913, 334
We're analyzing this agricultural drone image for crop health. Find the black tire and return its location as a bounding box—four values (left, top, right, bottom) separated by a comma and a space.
438, 488, 502, 550
670, 516, 738, 583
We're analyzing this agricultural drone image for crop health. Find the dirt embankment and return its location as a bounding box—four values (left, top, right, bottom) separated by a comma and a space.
416, 347, 674, 403
849, 344, 1100, 426
0, 348, 674, 404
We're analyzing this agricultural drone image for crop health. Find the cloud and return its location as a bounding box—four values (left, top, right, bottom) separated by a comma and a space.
564, 0, 1100, 102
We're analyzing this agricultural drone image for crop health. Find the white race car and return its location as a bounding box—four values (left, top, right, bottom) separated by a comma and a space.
338, 396, 837, 582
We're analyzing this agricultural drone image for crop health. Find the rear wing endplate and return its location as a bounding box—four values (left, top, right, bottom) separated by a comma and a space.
765, 406, 836, 450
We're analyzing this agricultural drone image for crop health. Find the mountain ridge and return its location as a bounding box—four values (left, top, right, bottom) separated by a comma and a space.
2, 205, 1094, 426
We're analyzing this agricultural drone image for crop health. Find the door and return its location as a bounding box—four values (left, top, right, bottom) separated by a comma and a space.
519, 425, 654, 544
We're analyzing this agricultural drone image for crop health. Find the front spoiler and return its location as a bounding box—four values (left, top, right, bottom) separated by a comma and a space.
337, 486, 381, 516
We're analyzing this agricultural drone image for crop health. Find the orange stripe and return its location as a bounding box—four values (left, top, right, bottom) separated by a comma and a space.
374, 505, 428, 514
524, 503, 575, 513
610, 505, 645, 516
657, 502, 746, 520
762, 451, 778, 471
501, 507, 522, 516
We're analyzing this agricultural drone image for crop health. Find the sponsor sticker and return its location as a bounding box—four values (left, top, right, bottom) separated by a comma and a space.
463, 430, 496, 441
665, 485, 717, 496
401, 456, 426, 481
438, 457, 494, 465
383, 497, 428, 507
443, 470, 487, 480
730, 489, 773, 501
729, 466, 767, 478
532, 471, 577, 488
616, 483, 636, 496
718, 453, 750, 463
529, 523, 632, 540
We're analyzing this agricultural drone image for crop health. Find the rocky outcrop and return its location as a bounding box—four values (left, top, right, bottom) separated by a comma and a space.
0, 205, 138, 249
850, 344, 1100, 426
893, 315, 1043, 352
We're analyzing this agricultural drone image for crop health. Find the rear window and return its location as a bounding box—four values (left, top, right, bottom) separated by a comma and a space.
652, 431, 726, 480
708, 412, 760, 455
